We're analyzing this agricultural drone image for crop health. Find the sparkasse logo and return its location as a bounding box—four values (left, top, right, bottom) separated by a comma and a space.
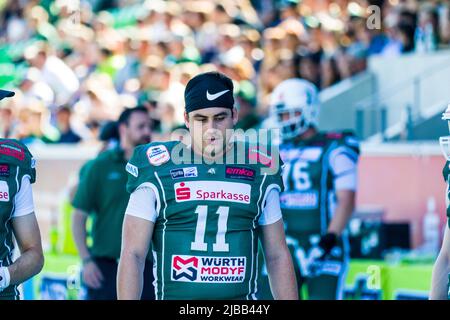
174, 181, 251, 204
0, 181, 10, 202
175, 182, 191, 201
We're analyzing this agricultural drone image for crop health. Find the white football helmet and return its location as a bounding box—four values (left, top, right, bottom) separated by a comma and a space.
269, 78, 320, 141
439, 103, 450, 160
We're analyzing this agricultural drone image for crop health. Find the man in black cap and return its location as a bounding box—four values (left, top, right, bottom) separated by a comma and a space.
118, 72, 297, 300
0, 90, 44, 300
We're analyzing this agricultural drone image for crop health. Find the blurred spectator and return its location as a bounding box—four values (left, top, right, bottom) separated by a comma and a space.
55, 105, 82, 144
98, 120, 120, 152
0, 106, 16, 138
296, 52, 322, 88
235, 80, 260, 130
279, 0, 301, 22
74, 73, 121, 124
320, 56, 342, 89
16, 99, 59, 144
19, 67, 55, 106
24, 42, 80, 106
0, 0, 448, 145
0, 0, 30, 42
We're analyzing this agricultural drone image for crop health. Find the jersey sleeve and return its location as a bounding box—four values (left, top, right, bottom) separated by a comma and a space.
265, 153, 285, 193
341, 131, 360, 155
259, 152, 284, 227
329, 131, 360, 191
126, 144, 155, 194
22, 143, 36, 184
258, 188, 282, 226
125, 186, 158, 222
13, 175, 35, 218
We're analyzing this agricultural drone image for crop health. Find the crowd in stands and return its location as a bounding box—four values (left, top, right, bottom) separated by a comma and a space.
0, 0, 449, 144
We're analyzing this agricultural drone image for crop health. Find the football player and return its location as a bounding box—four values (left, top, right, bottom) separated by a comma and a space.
430, 104, 450, 300
265, 78, 359, 300
0, 89, 44, 300
117, 72, 297, 300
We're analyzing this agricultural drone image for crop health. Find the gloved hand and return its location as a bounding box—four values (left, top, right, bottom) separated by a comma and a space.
318, 233, 338, 257
0, 266, 10, 293
307, 233, 340, 277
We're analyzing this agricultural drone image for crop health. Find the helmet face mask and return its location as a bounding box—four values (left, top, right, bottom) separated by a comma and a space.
269, 79, 319, 142
273, 105, 309, 140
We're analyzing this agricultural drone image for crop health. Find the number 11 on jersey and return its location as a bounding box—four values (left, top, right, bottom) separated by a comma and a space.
191, 205, 230, 252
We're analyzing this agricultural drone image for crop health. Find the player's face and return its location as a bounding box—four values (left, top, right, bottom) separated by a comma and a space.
275, 107, 316, 140
278, 110, 302, 122
125, 111, 152, 147
185, 107, 237, 157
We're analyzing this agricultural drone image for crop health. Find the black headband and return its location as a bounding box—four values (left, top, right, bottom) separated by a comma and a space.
184, 72, 234, 113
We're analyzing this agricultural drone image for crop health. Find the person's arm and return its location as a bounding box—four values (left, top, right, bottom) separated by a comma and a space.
258, 188, 297, 300
260, 219, 298, 300
70, 166, 93, 264
327, 190, 356, 235
321, 147, 358, 252
71, 162, 104, 289
72, 208, 104, 289
117, 215, 154, 300
430, 226, 450, 300
7, 213, 44, 286
0, 176, 43, 292
117, 186, 158, 300
72, 209, 91, 262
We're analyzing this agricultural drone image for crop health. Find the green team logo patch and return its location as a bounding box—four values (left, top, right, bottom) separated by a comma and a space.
174, 181, 251, 204
171, 255, 246, 283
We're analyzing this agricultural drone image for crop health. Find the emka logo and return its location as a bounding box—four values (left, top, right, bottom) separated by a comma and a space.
225, 166, 255, 181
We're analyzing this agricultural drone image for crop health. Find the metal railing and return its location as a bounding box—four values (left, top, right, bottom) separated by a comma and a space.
354, 57, 450, 140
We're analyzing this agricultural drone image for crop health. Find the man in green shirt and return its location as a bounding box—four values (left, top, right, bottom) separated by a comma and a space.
72, 106, 154, 300
0, 89, 44, 300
